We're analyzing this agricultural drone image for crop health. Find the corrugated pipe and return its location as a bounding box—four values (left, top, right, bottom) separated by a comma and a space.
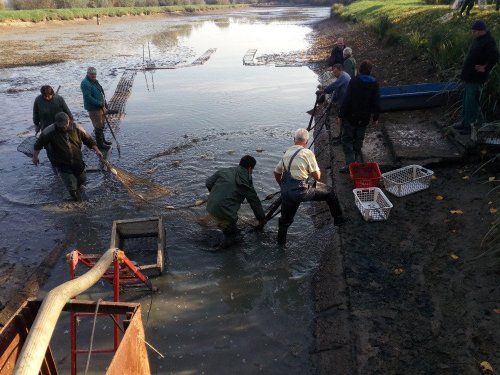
13, 248, 117, 375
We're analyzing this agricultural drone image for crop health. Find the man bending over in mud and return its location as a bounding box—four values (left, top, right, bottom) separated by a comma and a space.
32, 112, 103, 202
206, 155, 266, 246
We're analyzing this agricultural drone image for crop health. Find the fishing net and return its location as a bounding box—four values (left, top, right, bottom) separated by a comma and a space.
265, 193, 282, 221
103, 160, 173, 202
17, 136, 37, 158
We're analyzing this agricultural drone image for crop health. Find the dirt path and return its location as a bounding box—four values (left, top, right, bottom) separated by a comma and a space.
309, 16, 500, 375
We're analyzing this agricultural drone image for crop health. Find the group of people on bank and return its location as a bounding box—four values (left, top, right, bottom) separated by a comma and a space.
32, 67, 113, 201
323, 37, 380, 173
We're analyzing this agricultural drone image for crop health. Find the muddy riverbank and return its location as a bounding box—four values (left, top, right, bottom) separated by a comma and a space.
309, 16, 499, 375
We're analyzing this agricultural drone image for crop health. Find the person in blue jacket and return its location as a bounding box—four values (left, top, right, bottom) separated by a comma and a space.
338, 60, 380, 173
80, 67, 111, 150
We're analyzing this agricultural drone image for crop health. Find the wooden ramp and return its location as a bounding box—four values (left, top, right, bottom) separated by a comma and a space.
191, 48, 217, 66
107, 70, 137, 128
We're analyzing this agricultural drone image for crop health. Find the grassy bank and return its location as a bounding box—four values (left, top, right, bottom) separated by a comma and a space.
332, 0, 500, 117
0, 4, 246, 23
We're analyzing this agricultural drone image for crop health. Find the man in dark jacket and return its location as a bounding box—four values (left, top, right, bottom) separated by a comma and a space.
338, 60, 380, 173
33, 85, 74, 132
33, 112, 103, 201
80, 67, 111, 150
206, 155, 266, 240
454, 20, 499, 134
327, 37, 346, 67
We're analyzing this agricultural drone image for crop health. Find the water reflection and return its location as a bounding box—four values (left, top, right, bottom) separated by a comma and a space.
2, 6, 333, 374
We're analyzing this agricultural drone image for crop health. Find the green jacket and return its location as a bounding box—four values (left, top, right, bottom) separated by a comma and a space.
34, 122, 96, 169
206, 166, 265, 223
81, 76, 105, 112
343, 56, 356, 79
33, 94, 73, 131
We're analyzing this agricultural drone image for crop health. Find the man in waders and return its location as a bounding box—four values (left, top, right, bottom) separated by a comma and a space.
274, 128, 348, 245
32, 112, 103, 201
206, 155, 266, 245
80, 67, 111, 151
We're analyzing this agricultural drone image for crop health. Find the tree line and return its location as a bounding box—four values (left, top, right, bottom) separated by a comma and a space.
10, 0, 333, 10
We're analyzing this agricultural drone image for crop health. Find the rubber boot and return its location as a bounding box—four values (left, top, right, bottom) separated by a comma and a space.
277, 225, 288, 245
355, 152, 364, 163
69, 190, 82, 202
95, 129, 110, 151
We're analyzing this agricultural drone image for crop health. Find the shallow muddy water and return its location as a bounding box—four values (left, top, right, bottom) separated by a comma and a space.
0, 6, 336, 374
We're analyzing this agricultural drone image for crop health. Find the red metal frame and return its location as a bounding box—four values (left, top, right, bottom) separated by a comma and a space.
68, 249, 151, 375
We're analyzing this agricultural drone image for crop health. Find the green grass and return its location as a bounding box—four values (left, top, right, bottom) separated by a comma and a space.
332, 0, 500, 118
0, 4, 246, 23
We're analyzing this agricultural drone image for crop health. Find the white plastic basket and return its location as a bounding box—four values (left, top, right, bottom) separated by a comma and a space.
471, 123, 500, 145
353, 187, 393, 222
382, 165, 434, 197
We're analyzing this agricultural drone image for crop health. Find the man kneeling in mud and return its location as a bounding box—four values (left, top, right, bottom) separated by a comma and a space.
32, 112, 103, 201
206, 155, 266, 246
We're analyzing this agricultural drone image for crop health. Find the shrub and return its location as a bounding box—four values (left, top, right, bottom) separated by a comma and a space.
55, 0, 89, 8
407, 31, 427, 59
384, 27, 400, 46
14, 0, 55, 9
112, 0, 134, 6
373, 15, 393, 41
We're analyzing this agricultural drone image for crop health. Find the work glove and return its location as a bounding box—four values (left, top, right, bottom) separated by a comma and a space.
35, 124, 40, 133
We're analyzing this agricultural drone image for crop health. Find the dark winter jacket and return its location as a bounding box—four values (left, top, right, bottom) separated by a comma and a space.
327, 46, 344, 67
339, 74, 380, 123
206, 166, 265, 223
33, 95, 73, 131
81, 76, 106, 112
34, 122, 96, 171
461, 31, 499, 84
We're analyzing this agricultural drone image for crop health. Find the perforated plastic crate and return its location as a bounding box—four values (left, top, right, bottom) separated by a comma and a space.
471, 122, 500, 145
353, 187, 393, 221
349, 162, 381, 188
382, 165, 434, 197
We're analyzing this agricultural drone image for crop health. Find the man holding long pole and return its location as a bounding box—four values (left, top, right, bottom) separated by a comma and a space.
80, 67, 111, 150
273, 128, 348, 245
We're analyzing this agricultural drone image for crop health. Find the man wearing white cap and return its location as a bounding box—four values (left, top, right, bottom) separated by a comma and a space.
80, 67, 111, 150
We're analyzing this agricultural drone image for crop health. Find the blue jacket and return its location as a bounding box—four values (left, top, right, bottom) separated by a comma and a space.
80, 76, 105, 112
324, 71, 351, 106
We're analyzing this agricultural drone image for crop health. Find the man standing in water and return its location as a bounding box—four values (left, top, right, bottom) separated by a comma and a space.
274, 128, 347, 245
32, 112, 103, 201
80, 67, 111, 150
206, 155, 266, 245
33, 85, 74, 132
